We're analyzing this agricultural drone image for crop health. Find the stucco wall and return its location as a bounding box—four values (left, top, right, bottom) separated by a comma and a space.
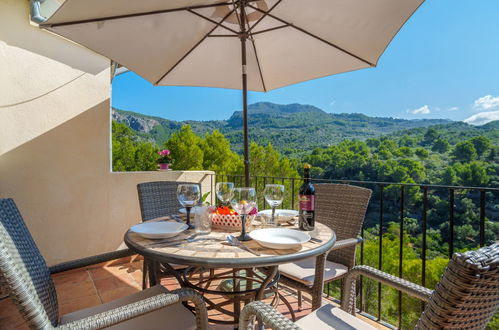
0, 0, 213, 264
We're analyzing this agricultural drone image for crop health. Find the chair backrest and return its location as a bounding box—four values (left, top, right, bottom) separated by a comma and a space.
314, 184, 372, 268
0, 199, 59, 328
137, 181, 202, 221
417, 243, 499, 329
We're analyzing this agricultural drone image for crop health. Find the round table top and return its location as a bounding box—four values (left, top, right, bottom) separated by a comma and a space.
124, 217, 336, 268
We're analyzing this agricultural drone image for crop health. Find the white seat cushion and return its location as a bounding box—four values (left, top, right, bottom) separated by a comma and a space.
279, 258, 348, 286
296, 304, 376, 329
60, 285, 196, 329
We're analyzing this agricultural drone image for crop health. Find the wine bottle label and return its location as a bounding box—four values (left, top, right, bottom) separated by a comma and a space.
299, 195, 315, 211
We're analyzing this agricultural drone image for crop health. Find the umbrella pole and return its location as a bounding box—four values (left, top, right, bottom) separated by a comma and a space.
240, 2, 250, 187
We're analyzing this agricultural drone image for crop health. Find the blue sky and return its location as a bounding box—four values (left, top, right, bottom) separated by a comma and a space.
112, 0, 499, 125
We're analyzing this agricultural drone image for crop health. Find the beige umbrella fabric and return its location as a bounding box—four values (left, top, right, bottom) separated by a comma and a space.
40, 0, 424, 183
41, 0, 423, 91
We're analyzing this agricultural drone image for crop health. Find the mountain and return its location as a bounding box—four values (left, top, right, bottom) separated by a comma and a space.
112, 102, 453, 156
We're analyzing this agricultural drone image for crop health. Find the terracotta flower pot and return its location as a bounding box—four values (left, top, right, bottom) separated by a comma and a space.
158, 163, 170, 170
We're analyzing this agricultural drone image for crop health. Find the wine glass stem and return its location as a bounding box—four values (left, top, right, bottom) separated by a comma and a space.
271, 207, 276, 225
186, 207, 191, 226
241, 214, 247, 236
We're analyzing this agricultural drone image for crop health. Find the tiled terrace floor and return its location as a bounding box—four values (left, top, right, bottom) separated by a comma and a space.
0, 257, 387, 329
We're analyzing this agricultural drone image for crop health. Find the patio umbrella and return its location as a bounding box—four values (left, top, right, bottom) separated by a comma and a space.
39, 0, 424, 185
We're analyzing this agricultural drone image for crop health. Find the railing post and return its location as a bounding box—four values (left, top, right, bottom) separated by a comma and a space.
398, 185, 404, 330
479, 190, 485, 247
378, 184, 384, 321
263, 176, 267, 209
421, 186, 428, 312
211, 173, 214, 205
359, 221, 364, 313
449, 189, 455, 259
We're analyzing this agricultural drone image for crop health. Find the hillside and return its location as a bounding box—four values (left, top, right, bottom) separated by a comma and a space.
113, 102, 453, 156
388, 120, 499, 144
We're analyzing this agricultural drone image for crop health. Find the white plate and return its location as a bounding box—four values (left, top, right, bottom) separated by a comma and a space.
249, 228, 310, 249
130, 222, 188, 239
258, 209, 298, 222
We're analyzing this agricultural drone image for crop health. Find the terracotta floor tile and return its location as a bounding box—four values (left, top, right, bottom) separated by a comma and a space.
128, 267, 144, 285
59, 295, 102, 316
160, 278, 182, 289
113, 263, 135, 272
93, 274, 139, 292
130, 260, 143, 269
56, 279, 98, 303
52, 270, 91, 286
89, 265, 131, 280
0, 300, 19, 318
0, 300, 28, 330
0, 317, 28, 330
88, 267, 115, 280
99, 287, 140, 304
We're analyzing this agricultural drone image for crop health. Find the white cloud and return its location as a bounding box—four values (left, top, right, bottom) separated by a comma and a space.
329, 100, 336, 107
408, 105, 430, 115
472, 95, 499, 111
463, 110, 499, 126
448, 107, 459, 111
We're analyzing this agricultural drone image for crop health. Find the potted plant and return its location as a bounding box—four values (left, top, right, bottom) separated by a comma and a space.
157, 149, 172, 170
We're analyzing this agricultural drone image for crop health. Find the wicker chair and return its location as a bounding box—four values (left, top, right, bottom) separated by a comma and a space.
0, 198, 209, 330
137, 181, 202, 289
279, 184, 372, 311
240, 243, 499, 330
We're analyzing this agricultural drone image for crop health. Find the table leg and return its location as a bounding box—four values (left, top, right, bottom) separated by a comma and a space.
142, 258, 149, 290
161, 262, 185, 287
180, 266, 280, 327
233, 269, 241, 325
256, 266, 278, 301
148, 260, 159, 286
245, 268, 254, 305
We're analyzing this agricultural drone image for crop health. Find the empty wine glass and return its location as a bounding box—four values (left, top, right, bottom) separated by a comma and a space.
176, 184, 200, 229
230, 187, 257, 241
216, 182, 234, 205
264, 184, 284, 226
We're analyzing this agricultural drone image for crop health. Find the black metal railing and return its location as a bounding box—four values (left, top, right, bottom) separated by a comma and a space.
210, 173, 498, 328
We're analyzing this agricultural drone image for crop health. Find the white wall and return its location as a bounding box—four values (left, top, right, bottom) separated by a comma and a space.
0, 0, 213, 265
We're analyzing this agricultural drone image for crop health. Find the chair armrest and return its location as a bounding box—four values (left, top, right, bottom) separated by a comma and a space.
239, 301, 302, 330
329, 237, 363, 251
341, 265, 433, 315
58, 288, 208, 330
49, 249, 135, 274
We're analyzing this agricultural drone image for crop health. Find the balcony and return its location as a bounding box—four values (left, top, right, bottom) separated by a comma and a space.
1, 1, 497, 329
1, 174, 496, 329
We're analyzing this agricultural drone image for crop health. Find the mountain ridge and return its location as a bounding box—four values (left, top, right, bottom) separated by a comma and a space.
112, 102, 462, 155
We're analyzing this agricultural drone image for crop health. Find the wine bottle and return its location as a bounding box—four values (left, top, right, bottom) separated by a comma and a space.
298, 164, 315, 231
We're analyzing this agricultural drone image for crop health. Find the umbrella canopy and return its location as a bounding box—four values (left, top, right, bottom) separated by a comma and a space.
40, 0, 424, 183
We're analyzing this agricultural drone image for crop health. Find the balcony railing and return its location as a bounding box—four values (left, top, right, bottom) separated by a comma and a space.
210, 173, 499, 329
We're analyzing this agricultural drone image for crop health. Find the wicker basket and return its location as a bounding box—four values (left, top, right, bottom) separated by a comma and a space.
211, 214, 254, 232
